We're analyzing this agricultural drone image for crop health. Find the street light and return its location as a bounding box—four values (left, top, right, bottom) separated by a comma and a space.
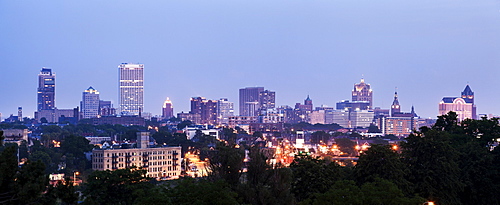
73, 171, 79, 186
423, 202, 434, 205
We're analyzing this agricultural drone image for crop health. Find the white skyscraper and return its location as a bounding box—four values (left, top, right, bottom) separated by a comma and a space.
217, 98, 234, 124
119, 63, 144, 115
81, 86, 100, 119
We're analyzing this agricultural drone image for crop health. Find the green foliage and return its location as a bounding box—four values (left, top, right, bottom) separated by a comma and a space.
312, 180, 363, 205
290, 156, 349, 201
354, 144, 411, 195
402, 130, 463, 204
239, 147, 295, 205
82, 168, 153, 205
164, 178, 238, 205
207, 143, 245, 187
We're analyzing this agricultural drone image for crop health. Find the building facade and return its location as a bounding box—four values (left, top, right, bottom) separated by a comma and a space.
37, 68, 56, 111
438, 85, 477, 121
239, 87, 264, 116
91, 132, 182, 179
119, 63, 144, 115
81, 86, 100, 119
259, 90, 276, 111
162, 97, 174, 120
352, 78, 373, 109
217, 98, 234, 125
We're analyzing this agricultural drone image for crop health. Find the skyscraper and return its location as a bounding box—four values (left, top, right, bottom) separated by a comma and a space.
81, 86, 100, 119
162, 97, 174, 120
119, 63, 144, 115
239, 87, 264, 116
217, 98, 234, 125
352, 78, 373, 109
190, 97, 218, 125
259, 90, 276, 111
37, 68, 56, 111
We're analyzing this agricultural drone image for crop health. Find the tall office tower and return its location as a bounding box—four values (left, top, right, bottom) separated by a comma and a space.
162, 97, 174, 120
239, 87, 264, 116
304, 95, 313, 111
259, 90, 276, 111
439, 85, 477, 121
190, 97, 218, 124
37, 68, 56, 111
18, 107, 22, 121
391, 91, 401, 117
217, 98, 234, 124
119, 63, 144, 115
81, 86, 100, 119
352, 78, 373, 109
190, 97, 206, 116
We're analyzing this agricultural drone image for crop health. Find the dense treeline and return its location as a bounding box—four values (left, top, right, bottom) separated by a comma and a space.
1, 112, 500, 204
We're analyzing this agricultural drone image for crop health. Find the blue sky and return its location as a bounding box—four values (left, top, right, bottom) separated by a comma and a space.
1, 0, 499, 119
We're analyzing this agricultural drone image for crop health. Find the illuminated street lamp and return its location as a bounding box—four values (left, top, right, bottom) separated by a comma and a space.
423, 202, 434, 205
73, 171, 79, 186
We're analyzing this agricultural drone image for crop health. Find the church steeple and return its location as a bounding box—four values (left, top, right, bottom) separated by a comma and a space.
391, 90, 400, 117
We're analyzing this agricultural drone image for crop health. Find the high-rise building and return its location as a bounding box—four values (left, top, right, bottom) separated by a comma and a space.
352, 78, 373, 109
239, 87, 264, 116
390, 91, 401, 117
217, 98, 234, 125
439, 85, 477, 121
37, 68, 56, 111
81, 86, 100, 119
190, 97, 218, 125
162, 97, 174, 120
259, 90, 276, 111
119, 63, 144, 115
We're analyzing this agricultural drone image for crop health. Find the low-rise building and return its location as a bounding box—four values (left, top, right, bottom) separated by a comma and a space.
91, 132, 182, 179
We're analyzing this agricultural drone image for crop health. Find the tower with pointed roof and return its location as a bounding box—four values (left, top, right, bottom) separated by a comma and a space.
391, 91, 401, 117
162, 97, 174, 120
352, 78, 373, 109
81, 86, 100, 119
439, 84, 477, 121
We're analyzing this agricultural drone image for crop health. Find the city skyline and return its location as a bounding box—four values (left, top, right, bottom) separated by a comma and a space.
1, 1, 499, 119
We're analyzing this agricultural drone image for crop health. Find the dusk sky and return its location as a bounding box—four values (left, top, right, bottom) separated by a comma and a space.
1, 0, 499, 119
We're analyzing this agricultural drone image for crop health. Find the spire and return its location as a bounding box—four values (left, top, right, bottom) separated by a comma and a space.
391, 88, 401, 117
305, 95, 312, 101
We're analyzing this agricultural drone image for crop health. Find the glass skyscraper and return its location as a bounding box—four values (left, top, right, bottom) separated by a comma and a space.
119, 63, 144, 115
37, 68, 56, 111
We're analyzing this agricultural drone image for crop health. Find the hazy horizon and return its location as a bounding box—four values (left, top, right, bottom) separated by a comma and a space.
1, 0, 499, 119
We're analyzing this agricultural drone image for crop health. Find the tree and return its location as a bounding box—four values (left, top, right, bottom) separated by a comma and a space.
401, 129, 463, 204
353, 144, 411, 195
82, 168, 153, 205
312, 180, 363, 205
163, 178, 238, 205
206, 142, 244, 187
290, 156, 349, 202
334, 138, 357, 156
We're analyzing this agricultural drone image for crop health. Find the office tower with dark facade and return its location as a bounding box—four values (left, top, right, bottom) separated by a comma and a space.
81, 86, 100, 119
259, 90, 276, 112
37, 68, 56, 111
239, 87, 264, 116
190, 97, 218, 125
119, 63, 144, 115
352, 78, 373, 109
